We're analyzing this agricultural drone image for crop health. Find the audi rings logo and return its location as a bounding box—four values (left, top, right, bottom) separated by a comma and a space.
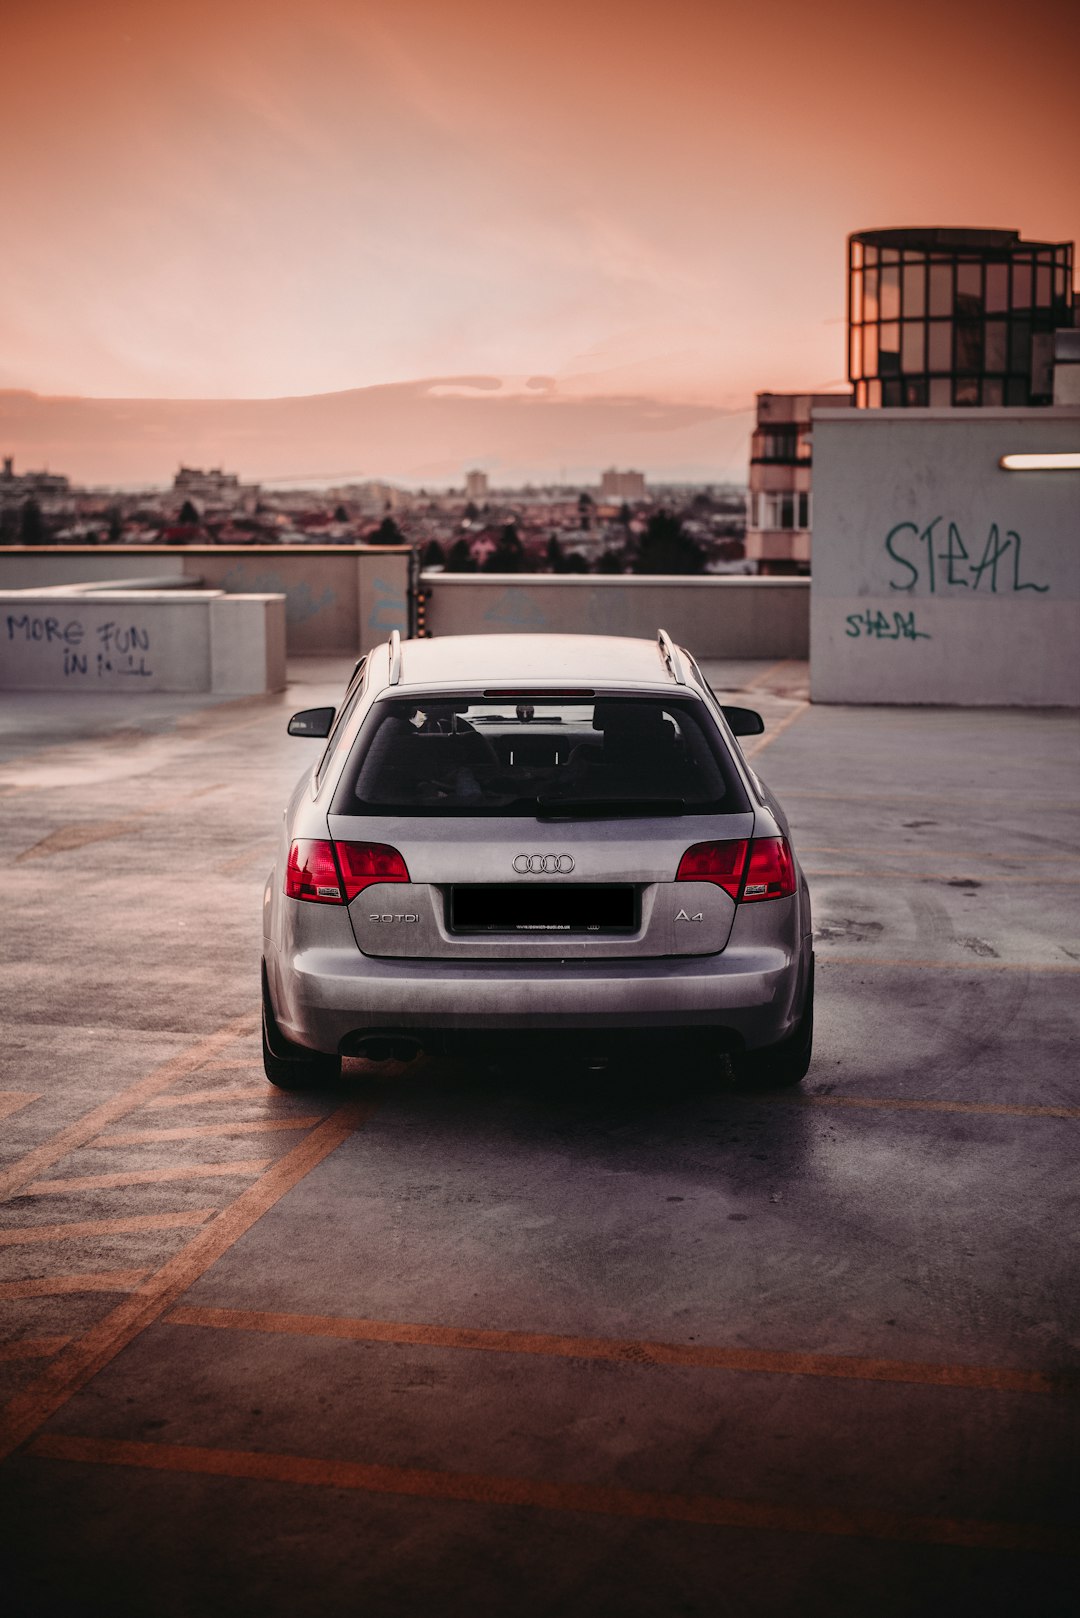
513, 853, 575, 874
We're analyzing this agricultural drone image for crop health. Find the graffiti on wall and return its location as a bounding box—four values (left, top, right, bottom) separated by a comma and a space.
843, 518, 1052, 647
884, 519, 1050, 595
5, 613, 153, 679
366, 575, 408, 635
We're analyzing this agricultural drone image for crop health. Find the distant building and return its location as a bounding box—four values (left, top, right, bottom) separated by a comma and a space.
172, 466, 260, 511
465, 470, 489, 502
745, 393, 850, 573
848, 227, 1074, 408
599, 468, 646, 501
1, 455, 71, 501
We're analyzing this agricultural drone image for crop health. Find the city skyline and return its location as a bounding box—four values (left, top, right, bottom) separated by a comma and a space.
3, 0, 1078, 482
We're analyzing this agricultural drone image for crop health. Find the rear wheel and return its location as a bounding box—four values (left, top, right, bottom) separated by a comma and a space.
731, 957, 813, 1089
261, 965, 341, 1089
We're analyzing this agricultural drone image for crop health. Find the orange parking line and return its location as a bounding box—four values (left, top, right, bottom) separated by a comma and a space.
0, 1016, 256, 1203
819, 955, 1080, 974
744, 702, 809, 758
0, 1092, 42, 1122
0, 1337, 70, 1362
774, 1095, 1080, 1120
0, 1101, 373, 1462
142, 1086, 267, 1109
28, 1433, 1076, 1556
775, 788, 1079, 809
742, 657, 795, 691
0, 1270, 149, 1299
0, 1210, 216, 1247
24, 1160, 273, 1195
92, 1118, 322, 1146
803, 846, 1079, 864
164, 1305, 1068, 1397
807, 868, 1080, 884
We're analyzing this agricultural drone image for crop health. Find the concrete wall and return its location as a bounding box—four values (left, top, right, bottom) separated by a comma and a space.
810, 408, 1080, 705
421, 575, 810, 659
0, 587, 285, 694
0, 545, 412, 655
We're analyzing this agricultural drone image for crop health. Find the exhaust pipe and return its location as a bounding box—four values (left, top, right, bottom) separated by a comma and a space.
351, 1035, 421, 1063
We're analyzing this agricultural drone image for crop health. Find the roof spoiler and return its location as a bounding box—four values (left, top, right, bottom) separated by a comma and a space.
388, 629, 402, 686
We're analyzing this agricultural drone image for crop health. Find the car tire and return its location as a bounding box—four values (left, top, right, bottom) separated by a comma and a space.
731, 956, 814, 1089
261, 964, 341, 1089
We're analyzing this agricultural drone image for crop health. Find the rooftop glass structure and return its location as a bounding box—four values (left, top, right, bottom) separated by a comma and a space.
848, 228, 1073, 408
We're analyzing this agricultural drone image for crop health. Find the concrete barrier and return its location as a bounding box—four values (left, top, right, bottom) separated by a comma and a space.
810, 408, 1080, 706
0, 545, 412, 655
0, 587, 286, 694
420, 574, 810, 659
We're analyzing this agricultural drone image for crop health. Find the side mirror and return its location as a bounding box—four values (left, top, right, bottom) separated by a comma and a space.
722, 705, 765, 737
287, 706, 336, 739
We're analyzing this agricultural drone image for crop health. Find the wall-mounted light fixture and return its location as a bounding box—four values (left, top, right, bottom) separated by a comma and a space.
999, 452, 1080, 471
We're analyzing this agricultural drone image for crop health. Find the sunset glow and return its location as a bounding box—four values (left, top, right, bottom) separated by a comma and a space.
3, 0, 1078, 482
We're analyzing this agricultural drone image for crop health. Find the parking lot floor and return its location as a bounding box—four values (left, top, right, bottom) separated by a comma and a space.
1, 656, 1078, 1617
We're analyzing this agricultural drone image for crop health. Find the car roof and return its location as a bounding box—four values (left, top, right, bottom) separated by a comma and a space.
379, 633, 689, 693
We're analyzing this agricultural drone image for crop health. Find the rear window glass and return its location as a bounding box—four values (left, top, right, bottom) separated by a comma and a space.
331, 695, 748, 817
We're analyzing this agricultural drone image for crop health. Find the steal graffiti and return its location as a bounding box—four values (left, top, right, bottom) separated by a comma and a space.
884, 518, 1049, 594
845, 609, 931, 641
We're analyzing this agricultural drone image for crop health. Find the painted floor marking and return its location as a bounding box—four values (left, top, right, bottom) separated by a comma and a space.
773, 787, 1080, 809
0, 1015, 256, 1204
0, 1093, 42, 1122
773, 1094, 1080, 1120
803, 846, 1080, 864
163, 1305, 1071, 1397
91, 1117, 322, 1147
0, 1210, 216, 1247
27, 1433, 1077, 1556
17, 820, 144, 862
0, 1271, 149, 1299
0, 1337, 70, 1362
24, 1159, 273, 1195
742, 657, 797, 691
0, 1101, 373, 1462
818, 954, 1080, 974
142, 1085, 267, 1110
807, 868, 1080, 884
744, 702, 810, 759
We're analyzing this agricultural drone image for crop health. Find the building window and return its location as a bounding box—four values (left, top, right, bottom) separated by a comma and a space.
928, 322, 952, 370
986, 262, 1008, 313
850, 229, 1074, 410
754, 491, 810, 531
902, 257, 926, 318
901, 322, 925, 372
929, 261, 952, 316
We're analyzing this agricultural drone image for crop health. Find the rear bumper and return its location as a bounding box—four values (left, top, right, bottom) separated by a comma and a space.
266, 901, 811, 1056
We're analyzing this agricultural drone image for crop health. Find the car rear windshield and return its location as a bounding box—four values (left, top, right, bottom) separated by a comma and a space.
331, 695, 749, 818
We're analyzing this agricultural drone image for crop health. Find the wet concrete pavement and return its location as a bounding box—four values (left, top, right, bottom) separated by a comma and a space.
1, 657, 1078, 1616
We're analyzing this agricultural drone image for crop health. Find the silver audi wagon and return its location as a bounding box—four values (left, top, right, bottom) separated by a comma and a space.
262, 631, 813, 1087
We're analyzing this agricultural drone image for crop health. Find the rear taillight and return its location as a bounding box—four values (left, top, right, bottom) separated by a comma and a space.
335, 841, 409, 899
741, 837, 796, 901
285, 840, 409, 904
676, 836, 795, 902
675, 839, 749, 899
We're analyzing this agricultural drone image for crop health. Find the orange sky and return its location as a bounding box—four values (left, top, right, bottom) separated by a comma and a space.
3, 0, 1078, 481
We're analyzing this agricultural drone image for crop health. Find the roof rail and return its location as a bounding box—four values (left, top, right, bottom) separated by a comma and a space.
657, 628, 685, 685
388, 629, 402, 686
